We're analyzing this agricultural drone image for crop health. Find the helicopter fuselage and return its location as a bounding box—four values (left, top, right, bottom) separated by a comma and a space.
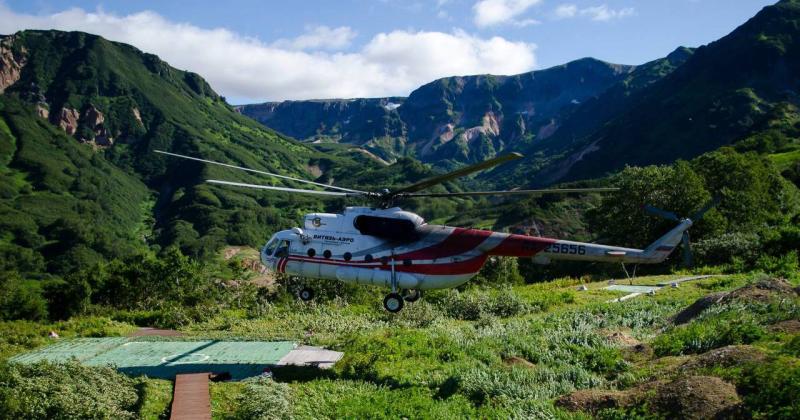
260, 206, 687, 290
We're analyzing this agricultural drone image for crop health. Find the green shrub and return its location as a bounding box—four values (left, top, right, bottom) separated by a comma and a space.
715, 357, 800, 419
0, 361, 140, 419
755, 251, 799, 280
234, 377, 293, 420
653, 312, 766, 356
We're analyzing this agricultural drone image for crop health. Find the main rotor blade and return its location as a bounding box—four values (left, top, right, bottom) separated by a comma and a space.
207, 180, 361, 197
155, 150, 367, 194
400, 187, 620, 198
390, 152, 524, 195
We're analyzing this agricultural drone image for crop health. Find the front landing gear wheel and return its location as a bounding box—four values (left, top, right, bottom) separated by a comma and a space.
299, 287, 314, 301
383, 293, 404, 313
402, 289, 421, 302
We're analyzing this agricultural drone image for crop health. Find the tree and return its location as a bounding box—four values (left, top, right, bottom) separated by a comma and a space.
587, 161, 711, 249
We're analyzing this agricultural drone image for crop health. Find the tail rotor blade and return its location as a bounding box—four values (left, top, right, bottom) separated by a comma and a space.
643, 205, 680, 221
682, 231, 693, 268
691, 196, 721, 221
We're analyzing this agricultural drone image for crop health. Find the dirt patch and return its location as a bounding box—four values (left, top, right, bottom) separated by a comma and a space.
557, 376, 740, 418
129, 327, 183, 337
555, 388, 639, 413
650, 376, 741, 420
503, 356, 536, 368
673, 279, 799, 324
768, 319, 800, 334
681, 345, 766, 371
605, 331, 642, 347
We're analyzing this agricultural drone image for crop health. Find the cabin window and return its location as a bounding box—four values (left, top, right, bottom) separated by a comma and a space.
365, 254, 373, 262
323, 250, 332, 259
264, 239, 279, 256
275, 240, 291, 257
380, 256, 389, 265
307, 248, 316, 257
343, 252, 352, 261
354, 215, 418, 241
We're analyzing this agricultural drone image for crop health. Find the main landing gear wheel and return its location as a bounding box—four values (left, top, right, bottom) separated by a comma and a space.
299, 287, 314, 301
402, 289, 421, 302
383, 293, 404, 313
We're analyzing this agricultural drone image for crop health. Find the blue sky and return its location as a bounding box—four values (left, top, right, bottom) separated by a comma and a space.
0, 0, 776, 103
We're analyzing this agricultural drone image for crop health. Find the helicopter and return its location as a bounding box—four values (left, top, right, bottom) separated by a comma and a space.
157, 150, 711, 313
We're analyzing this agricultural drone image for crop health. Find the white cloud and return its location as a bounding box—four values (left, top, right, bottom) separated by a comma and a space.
473, 0, 542, 28
0, 6, 536, 103
581, 5, 634, 21
271, 25, 356, 50
554, 4, 578, 19
553, 4, 634, 21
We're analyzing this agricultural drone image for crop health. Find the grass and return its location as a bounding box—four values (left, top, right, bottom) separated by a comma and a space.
137, 378, 173, 419
3, 271, 798, 419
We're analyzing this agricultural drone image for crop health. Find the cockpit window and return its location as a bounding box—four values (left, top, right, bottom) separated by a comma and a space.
264, 238, 279, 256
275, 240, 291, 257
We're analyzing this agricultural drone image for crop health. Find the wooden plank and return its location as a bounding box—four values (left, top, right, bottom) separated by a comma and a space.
170, 373, 211, 420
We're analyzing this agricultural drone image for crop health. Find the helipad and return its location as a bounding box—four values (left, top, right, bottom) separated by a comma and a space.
9, 338, 302, 380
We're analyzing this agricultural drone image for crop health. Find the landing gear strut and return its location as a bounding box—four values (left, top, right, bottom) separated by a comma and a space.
299, 287, 314, 301
383, 250, 405, 313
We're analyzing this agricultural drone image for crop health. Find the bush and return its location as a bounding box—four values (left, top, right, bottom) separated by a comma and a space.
755, 251, 799, 280
716, 357, 800, 419
434, 288, 529, 320
693, 232, 762, 266
234, 377, 293, 420
0, 274, 48, 321
0, 361, 140, 419
653, 312, 766, 356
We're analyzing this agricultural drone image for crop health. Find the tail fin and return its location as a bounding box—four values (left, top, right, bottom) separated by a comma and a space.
640, 219, 693, 263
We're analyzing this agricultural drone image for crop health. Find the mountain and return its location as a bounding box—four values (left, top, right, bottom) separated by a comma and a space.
495, 0, 800, 185
0, 30, 389, 277
238, 58, 636, 166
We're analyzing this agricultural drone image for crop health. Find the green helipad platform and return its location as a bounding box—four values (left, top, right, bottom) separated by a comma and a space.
9, 338, 296, 380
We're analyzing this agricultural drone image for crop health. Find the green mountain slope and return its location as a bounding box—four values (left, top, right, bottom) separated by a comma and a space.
239, 58, 635, 167
512, 0, 800, 184
0, 30, 388, 276
0, 96, 150, 277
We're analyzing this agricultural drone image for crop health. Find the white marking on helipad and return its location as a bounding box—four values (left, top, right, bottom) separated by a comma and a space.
161, 353, 210, 364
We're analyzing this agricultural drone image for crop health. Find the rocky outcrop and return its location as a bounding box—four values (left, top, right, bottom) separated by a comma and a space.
0, 36, 26, 94
55, 107, 80, 136
131, 107, 143, 126
35, 104, 49, 119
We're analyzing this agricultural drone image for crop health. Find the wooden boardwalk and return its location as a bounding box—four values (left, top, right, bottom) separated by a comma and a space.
170, 373, 211, 420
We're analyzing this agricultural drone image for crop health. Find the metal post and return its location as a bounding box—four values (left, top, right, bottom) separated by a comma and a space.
390, 249, 397, 293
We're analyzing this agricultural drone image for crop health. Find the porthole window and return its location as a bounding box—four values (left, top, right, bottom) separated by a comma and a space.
307, 248, 316, 257
343, 252, 352, 261
323, 250, 332, 259
380, 256, 389, 265
403, 259, 412, 266
365, 254, 374, 262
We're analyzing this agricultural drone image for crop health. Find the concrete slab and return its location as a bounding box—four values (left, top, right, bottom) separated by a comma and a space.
277, 345, 344, 369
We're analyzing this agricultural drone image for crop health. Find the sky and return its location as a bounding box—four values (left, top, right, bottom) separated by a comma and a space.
0, 0, 776, 104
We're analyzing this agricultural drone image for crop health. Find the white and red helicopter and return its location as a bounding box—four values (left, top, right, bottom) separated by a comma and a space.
158, 151, 713, 312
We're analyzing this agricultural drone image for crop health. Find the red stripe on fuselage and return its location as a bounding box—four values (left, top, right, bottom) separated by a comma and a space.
488, 234, 557, 257
394, 228, 493, 260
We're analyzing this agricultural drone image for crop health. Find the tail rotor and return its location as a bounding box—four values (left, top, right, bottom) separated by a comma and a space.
643, 197, 720, 267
